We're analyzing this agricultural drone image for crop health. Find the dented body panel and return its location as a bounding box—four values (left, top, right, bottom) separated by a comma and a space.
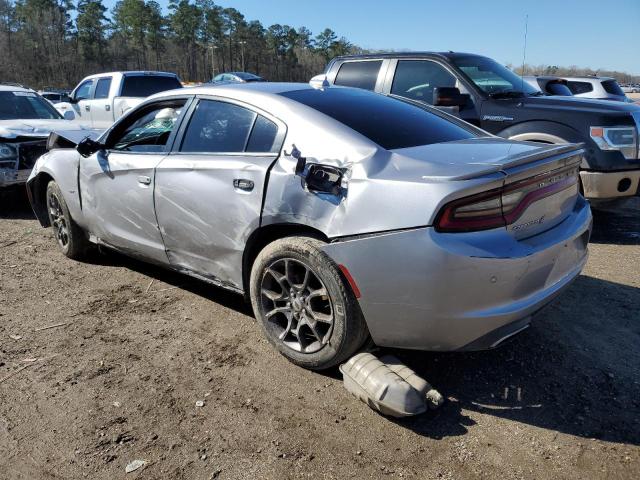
27, 82, 592, 351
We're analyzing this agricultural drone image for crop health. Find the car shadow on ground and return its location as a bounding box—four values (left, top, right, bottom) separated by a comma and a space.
589, 197, 640, 245
0, 187, 35, 220
95, 245, 640, 446
388, 274, 639, 445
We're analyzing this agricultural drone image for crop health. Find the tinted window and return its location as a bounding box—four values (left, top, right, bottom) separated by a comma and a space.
111, 100, 186, 152
121, 75, 182, 97
545, 82, 572, 96
334, 61, 382, 90
280, 88, 475, 150
601, 80, 624, 96
94, 78, 112, 99
74, 80, 93, 101
391, 60, 457, 104
0, 91, 61, 120
246, 115, 279, 152
567, 81, 594, 94
42, 93, 62, 102
181, 100, 256, 153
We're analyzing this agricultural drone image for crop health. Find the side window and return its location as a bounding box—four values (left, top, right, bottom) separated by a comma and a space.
391, 60, 457, 104
334, 61, 382, 90
246, 115, 279, 153
94, 78, 112, 99
109, 100, 186, 153
180, 100, 257, 153
74, 80, 93, 101
567, 81, 593, 95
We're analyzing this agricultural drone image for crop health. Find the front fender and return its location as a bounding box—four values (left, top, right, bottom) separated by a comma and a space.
27, 149, 83, 228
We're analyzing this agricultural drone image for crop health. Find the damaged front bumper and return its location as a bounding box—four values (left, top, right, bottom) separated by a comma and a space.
322, 196, 592, 351
0, 139, 48, 188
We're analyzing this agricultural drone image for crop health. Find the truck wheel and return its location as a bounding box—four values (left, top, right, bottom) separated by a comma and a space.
250, 236, 369, 370
46, 181, 90, 260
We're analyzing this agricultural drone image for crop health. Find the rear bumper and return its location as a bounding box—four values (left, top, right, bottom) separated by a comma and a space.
323, 196, 592, 351
580, 169, 640, 199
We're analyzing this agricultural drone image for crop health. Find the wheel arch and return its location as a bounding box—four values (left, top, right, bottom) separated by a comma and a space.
27, 172, 55, 227
497, 120, 584, 145
242, 223, 329, 299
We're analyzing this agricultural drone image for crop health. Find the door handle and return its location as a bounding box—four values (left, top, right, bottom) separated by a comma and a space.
85, 105, 90, 111
137, 175, 151, 185
233, 179, 254, 191
105, 105, 110, 111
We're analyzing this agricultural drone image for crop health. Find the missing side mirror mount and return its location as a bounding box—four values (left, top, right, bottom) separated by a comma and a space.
76, 136, 104, 158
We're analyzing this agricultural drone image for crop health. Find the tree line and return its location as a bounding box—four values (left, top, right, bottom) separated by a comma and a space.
0, 0, 357, 89
1, 1, 638, 90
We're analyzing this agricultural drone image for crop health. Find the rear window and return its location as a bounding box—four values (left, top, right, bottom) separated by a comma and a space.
601, 80, 624, 96
121, 75, 182, 97
334, 61, 382, 91
567, 81, 593, 95
279, 88, 475, 150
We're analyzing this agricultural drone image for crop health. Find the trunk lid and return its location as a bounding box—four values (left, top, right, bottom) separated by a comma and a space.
391, 138, 583, 238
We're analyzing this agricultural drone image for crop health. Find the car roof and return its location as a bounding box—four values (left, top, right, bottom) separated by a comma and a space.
152, 81, 309, 99
560, 76, 615, 82
0, 84, 32, 92
82, 71, 178, 80
331, 51, 485, 62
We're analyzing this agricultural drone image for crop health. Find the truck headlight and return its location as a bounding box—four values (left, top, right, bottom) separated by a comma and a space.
589, 126, 638, 160
0, 143, 18, 160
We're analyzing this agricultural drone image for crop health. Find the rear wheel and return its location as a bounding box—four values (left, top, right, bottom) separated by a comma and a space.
46, 181, 90, 259
250, 236, 369, 370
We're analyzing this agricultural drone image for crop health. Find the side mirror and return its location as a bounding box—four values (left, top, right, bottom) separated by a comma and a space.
76, 136, 104, 158
63, 111, 75, 121
433, 87, 470, 108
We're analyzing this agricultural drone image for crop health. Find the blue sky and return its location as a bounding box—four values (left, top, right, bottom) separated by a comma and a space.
101, 0, 640, 75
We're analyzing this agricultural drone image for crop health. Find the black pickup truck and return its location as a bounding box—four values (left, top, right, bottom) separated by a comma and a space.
322, 52, 640, 203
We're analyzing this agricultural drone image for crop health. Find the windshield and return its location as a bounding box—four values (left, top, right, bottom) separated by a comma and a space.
452, 56, 540, 97
0, 91, 62, 120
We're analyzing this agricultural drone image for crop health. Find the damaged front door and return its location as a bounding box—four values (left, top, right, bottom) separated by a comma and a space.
154, 97, 285, 289
80, 98, 188, 264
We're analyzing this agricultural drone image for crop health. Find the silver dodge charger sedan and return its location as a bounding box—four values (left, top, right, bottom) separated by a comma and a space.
27, 82, 592, 370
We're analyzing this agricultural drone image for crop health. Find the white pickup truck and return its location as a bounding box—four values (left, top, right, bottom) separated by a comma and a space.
55, 71, 182, 128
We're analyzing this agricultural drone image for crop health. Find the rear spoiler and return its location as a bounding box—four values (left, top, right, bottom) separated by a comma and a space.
46, 129, 103, 150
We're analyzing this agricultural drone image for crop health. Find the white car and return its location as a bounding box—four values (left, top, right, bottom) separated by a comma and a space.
0, 84, 93, 188
55, 71, 182, 129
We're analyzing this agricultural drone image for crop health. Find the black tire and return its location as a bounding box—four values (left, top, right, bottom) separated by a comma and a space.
250, 236, 369, 370
46, 181, 90, 260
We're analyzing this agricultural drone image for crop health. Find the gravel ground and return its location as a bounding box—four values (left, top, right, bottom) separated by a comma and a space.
0, 190, 638, 480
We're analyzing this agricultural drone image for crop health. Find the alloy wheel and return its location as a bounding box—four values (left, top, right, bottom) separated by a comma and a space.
259, 258, 334, 354
47, 191, 69, 249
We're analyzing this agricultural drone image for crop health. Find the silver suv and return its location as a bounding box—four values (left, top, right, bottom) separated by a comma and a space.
561, 76, 628, 102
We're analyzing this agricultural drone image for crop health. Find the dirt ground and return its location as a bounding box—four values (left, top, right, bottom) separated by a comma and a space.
0, 189, 639, 480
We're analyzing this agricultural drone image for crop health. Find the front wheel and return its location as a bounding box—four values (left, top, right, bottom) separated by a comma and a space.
46, 181, 90, 259
250, 237, 369, 370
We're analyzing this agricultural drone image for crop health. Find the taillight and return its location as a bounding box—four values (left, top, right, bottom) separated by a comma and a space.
436, 166, 579, 233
